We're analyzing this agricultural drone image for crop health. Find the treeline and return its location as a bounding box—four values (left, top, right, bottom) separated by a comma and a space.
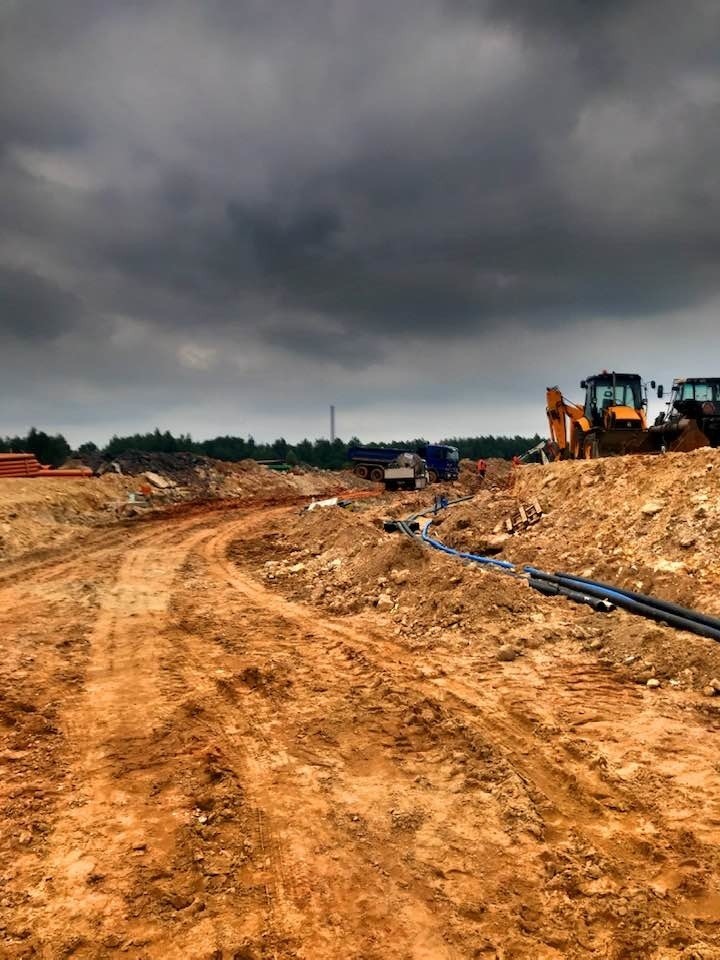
96, 429, 542, 466
441, 435, 543, 460
2, 427, 542, 470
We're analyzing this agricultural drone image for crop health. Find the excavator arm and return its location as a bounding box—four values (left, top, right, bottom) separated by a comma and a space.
546, 387, 589, 459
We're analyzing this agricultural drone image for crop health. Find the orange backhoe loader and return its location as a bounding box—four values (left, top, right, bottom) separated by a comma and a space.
546, 371, 655, 460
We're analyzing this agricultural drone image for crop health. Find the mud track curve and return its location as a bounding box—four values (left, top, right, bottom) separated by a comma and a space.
1, 503, 719, 959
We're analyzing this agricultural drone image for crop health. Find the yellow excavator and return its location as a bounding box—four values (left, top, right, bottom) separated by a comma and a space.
546, 371, 655, 460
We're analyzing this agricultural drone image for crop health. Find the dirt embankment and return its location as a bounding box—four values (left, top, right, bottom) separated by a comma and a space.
0, 461, 371, 564
2, 454, 720, 957
234, 450, 720, 696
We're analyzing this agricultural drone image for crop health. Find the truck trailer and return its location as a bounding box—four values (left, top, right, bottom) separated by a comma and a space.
347, 444, 459, 483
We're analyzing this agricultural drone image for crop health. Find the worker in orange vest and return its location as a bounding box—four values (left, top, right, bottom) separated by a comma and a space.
476, 458, 487, 482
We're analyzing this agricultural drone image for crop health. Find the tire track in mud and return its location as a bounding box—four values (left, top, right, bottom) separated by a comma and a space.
199, 515, 720, 956
4, 502, 720, 958
23, 522, 219, 953
203, 521, 651, 852
172, 522, 479, 958
1, 511, 270, 957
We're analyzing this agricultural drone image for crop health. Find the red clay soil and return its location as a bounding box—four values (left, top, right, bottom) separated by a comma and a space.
1, 456, 720, 958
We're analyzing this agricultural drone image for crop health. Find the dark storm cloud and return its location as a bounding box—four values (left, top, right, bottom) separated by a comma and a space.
226, 203, 342, 276
0, 266, 83, 340
0, 0, 718, 439
479, 0, 638, 32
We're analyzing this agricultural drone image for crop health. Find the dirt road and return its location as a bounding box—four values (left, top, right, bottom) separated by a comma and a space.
2, 500, 720, 959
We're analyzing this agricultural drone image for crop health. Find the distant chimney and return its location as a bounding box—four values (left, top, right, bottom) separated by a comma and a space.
330, 405, 336, 442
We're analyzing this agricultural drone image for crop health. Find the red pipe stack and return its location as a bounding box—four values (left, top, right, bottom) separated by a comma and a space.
0, 453, 42, 477
0, 453, 92, 479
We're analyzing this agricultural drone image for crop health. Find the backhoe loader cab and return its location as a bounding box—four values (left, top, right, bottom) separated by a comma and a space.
580, 373, 645, 430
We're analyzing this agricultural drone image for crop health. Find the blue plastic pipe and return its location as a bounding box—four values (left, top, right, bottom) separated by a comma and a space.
421, 519, 516, 571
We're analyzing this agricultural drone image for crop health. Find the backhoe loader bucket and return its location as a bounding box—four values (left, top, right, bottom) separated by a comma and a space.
670, 421, 711, 453
596, 429, 655, 457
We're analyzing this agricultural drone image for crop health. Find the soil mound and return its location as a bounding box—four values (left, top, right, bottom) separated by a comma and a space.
231, 449, 720, 694
0, 461, 371, 564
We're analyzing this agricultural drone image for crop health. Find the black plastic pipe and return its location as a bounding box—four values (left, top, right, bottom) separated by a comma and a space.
527, 569, 720, 643
392, 497, 720, 645
553, 571, 720, 633
528, 578, 615, 613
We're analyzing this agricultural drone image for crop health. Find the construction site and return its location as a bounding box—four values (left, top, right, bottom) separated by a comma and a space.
4, 0, 720, 952
1, 400, 720, 960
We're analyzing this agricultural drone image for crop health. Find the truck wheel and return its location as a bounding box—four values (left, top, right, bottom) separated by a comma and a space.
428, 469, 438, 483
354, 464, 369, 479
369, 467, 384, 482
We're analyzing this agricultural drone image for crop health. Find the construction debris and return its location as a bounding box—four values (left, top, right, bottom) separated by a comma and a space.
495, 498, 544, 534
304, 496, 351, 512
143, 471, 177, 490
92, 450, 214, 480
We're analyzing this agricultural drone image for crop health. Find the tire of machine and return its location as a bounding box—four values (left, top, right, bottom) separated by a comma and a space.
369, 466, 384, 482
428, 469, 438, 483
583, 436, 599, 459
354, 464, 369, 479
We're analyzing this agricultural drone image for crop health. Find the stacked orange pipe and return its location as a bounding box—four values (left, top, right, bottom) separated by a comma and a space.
0, 453, 92, 479
0, 453, 42, 477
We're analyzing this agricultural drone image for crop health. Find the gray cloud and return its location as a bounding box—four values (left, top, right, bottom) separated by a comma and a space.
0, 266, 83, 340
0, 0, 718, 442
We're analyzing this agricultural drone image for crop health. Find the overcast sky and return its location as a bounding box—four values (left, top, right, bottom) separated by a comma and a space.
1, 0, 719, 446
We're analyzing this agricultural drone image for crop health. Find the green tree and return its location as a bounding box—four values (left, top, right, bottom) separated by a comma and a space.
24, 427, 72, 468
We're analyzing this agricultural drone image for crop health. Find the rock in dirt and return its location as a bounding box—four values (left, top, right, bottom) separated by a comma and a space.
390, 568, 410, 586
496, 644, 520, 662
376, 594, 394, 612
143, 471, 176, 490
702, 685, 717, 697
641, 500, 665, 516
646, 678, 661, 689
483, 533, 511, 554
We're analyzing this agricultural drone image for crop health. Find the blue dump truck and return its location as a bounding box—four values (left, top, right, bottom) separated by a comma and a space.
348, 444, 459, 483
